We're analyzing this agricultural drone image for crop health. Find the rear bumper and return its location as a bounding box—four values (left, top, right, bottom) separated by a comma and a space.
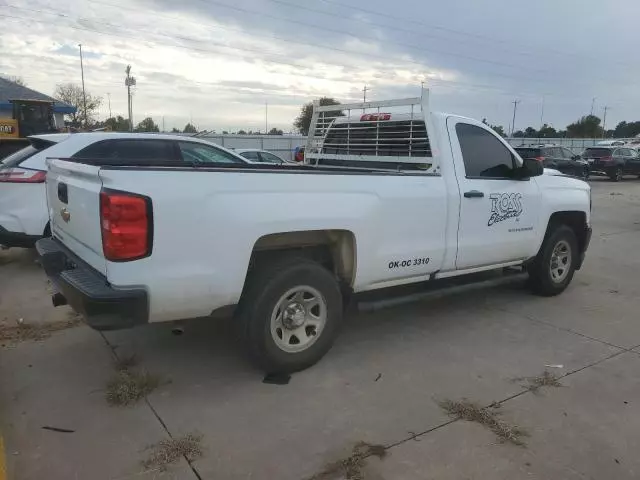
35, 237, 148, 331
0, 225, 41, 248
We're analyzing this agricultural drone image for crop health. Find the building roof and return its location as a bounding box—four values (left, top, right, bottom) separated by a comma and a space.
0, 77, 76, 114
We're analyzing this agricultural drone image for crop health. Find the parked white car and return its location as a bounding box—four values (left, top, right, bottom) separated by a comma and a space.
235, 148, 290, 164
37, 95, 591, 373
0, 132, 247, 248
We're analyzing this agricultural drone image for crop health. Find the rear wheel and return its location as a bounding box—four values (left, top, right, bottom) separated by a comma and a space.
528, 225, 578, 296
238, 257, 343, 373
609, 166, 623, 182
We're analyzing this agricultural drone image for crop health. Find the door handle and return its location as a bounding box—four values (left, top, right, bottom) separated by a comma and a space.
464, 190, 484, 198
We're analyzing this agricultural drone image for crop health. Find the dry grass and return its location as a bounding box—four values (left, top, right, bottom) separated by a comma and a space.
142, 433, 204, 471
114, 353, 139, 371
105, 369, 162, 406
0, 312, 82, 345
310, 441, 387, 480
438, 399, 529, 446
514, 370, 563, 393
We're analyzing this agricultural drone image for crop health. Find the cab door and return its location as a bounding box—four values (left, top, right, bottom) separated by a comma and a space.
447, 119, 541, 269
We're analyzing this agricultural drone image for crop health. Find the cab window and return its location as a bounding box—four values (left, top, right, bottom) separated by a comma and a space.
456, 123, 516, 178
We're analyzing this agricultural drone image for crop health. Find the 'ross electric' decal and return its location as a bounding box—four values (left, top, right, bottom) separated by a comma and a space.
488, 193, 522, 226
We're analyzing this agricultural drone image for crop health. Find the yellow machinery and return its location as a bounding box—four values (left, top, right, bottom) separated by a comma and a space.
0, 99, 57, 158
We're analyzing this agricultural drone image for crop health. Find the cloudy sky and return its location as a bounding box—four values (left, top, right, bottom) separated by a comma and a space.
1, 0, 639, 133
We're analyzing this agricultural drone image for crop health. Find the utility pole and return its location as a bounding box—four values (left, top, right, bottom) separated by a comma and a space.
107, 93, 112, 118
363, 85, 368, 103
162, 116, 165, 133
78, 44, 88, 128
590, 97, 596, 116
125, 65, 136, 132
602, 106, 609, 138
539, 96, 545, 131
421, 81, 425, 99
265, 101, 268, 134
510, 100, 520, 137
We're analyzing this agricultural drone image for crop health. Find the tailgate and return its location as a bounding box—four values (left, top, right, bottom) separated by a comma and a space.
47, 159, 107, 275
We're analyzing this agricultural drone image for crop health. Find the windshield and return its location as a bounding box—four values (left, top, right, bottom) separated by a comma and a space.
0, 145, 38, 169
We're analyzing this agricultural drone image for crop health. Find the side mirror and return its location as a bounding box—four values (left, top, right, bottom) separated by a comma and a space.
514, 158, 543, 179
573, 154, 582, 160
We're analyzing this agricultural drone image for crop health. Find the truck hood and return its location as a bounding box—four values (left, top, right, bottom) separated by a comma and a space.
536, 168, 591, 226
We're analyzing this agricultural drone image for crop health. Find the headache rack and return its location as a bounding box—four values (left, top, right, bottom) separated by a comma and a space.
305, 93, 434, 171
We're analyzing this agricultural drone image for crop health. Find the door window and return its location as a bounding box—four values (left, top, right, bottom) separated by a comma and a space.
456, 123, 516, 178
73, 139, 177, 162
239, 151, 261, 161
259, 152, 284, 164
178, 142, 243, 164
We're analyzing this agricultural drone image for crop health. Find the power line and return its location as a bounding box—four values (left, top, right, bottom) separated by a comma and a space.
316, 0, 636, 69
1, 9, 633, 121
2, 7, 609, 99
10, 1, 634, 96
191, 0, 603, 84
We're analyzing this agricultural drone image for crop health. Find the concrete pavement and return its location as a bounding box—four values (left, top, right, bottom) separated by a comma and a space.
2, 177, 640, 479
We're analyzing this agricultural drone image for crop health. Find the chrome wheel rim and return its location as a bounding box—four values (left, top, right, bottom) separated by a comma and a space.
550, 240, 571, 283
270, 286, 327, 353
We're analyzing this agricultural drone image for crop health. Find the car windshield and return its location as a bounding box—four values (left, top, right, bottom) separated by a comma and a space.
0, 145, 39, 169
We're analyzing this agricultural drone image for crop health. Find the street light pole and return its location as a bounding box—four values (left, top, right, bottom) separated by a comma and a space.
78, 44, 88, 128
125, 65, 136, 132
107, 93, 112, 118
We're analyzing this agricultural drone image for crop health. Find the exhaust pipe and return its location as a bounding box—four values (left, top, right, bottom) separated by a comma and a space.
52, 292, 68, 307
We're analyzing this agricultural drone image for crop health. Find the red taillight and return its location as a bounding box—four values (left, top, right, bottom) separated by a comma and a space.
535, 156, 545, 162
100, 190, 152, 261
360, 113, 391, 121
0, 168, 46, 183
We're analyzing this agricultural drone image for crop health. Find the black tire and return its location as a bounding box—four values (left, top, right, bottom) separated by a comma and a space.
528, 225, 578, 297
609, 166, 623, 182
238, 257, 343, 373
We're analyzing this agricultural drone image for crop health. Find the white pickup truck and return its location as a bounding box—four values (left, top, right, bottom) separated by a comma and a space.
37, 95, 591, 373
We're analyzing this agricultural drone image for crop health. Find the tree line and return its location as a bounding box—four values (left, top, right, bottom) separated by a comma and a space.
48, 81, 640, 139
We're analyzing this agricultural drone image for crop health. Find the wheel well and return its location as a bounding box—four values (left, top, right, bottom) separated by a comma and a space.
43, 222, 51, 237
249, 230, 356, 288
547, 211, 588, 252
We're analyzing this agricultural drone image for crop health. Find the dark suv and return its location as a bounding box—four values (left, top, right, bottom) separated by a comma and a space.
582, 146, 640, 181
514, 145, 589, 179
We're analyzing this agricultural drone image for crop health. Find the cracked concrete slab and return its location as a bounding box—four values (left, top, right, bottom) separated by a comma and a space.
367, 351, 640, 480
105, 292, 617, 480
0, 326, 196, 480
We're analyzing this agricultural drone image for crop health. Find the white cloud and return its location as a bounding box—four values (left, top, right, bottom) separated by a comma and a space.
1, 0, 639, 131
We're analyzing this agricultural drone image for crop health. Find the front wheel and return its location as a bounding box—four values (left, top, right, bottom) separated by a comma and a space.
581, 168, 590, 180
528, 225, 578, 296
238, 257, 343, 373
